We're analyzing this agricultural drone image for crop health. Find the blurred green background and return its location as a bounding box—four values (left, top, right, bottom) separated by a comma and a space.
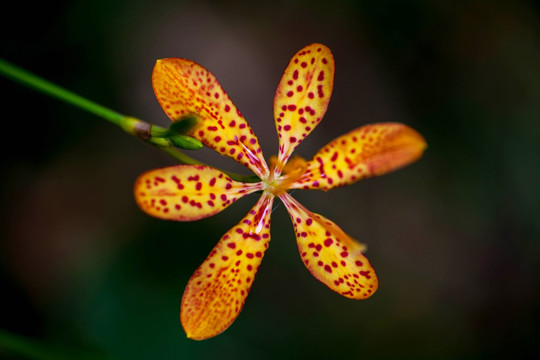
1, 0, 539, 359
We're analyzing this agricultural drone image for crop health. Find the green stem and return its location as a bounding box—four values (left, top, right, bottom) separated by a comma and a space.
0, 57, 259, 183
0, 58, 124, 127
0, 328, 112, 360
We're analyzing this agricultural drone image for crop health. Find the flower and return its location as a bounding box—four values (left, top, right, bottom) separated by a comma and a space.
134, 43, 426, 340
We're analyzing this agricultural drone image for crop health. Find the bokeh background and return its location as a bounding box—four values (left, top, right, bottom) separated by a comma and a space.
1, 0, 539, 359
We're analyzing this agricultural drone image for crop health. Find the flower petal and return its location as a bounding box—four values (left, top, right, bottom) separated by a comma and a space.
273, 43, 335, 174
134, 165, 262, 221
181, 193, 274, 340
280, 193, 378, 299
153, 58, 269, 178
291, 123, 427, 191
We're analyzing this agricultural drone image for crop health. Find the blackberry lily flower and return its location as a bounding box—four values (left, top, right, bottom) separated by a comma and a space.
134, 43, 426, 340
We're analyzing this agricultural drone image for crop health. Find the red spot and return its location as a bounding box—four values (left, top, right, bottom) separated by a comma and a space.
341, 251, 349, 258
306, 218, 313, 225
284, 125, 291, 131
287, 105, 297, 111
227, 242, 236, 249
246, 253, 254, 259
255, 251, 262, 258
207, 200, 215, 207
301, 61, 307, 68
324, 265, 332, 273
299, 117, 307, 124
308, 92, 314, 99
315, 244, 322, 251
287, 91, 294, 97
222, 256, 229, 261
182, 196, 188, 203
213, 136, 222, 142
224, 105, 231, 112
332, 262, 338, 268
317, 84, 324, 98
359, 271, 371, 279
355, 260, 364, 267
226, 183, 232, 190
322, 58, 328, 64
324, 238, 333, 247
208, 126, 218, 131
236, 250, 243, 255
331, 152, 338, 162
160, 199, 167, 206
175, 204, 181, 210
235, 228, 243, 234
317, 71, 325, 81
290, 137, 297, 143
287, 80, 293, 85
293, 69, 299, 80
296, 85, 303, 92
247, 264, 253, 271
209, 178, 216, 186
229, 120, 236, 127
209, 263, 215, 268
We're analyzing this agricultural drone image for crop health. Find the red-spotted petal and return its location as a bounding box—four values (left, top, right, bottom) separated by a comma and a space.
153, 58, 269, 178
291, 123, 427, 191
180, 193, 274, 340
134, 165, 262, 221
280, 193, 378, 299
273, 43, 335, 174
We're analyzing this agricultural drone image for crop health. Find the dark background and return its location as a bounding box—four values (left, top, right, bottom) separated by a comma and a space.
1, 0, 539, 359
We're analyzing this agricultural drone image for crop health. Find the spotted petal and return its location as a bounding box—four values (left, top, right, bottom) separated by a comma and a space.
181, 193, 273, 340
273, 43, 335, 174
280, 193, 377, 299
153, 58, 269, 178
291, 123, 427, 191
134, 165, 262, 221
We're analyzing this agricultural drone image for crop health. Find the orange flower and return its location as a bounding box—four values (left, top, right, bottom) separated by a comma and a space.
134, 43, 426, 340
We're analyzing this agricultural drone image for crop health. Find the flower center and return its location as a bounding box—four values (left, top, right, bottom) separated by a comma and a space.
265, 155, 308, 197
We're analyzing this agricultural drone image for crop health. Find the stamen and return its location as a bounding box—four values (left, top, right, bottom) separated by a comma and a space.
266, 155, 308, 196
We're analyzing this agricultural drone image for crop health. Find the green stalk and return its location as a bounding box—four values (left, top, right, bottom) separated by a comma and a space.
0, 57, 259, 183
0, 328, 112, 360
0, 58, 124, 127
